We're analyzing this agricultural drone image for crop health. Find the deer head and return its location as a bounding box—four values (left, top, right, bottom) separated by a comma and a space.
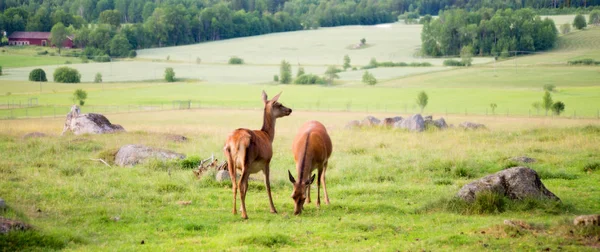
288, 170, 315, 215
262, 91, 292, 119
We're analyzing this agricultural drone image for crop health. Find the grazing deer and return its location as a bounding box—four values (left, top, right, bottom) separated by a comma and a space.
288, 120, 332, 215
223, 91, 292, 219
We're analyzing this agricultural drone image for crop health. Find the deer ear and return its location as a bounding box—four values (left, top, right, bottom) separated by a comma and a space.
288, 170, 296, 183
262, 90, 268, 103
306, 174, 316, 185
271, 92, 282, 102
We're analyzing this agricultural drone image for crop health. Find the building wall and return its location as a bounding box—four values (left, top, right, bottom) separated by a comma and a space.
8, 38, 72, 48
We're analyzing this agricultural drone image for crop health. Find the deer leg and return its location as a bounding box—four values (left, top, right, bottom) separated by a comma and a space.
225, 150, 237, 215
264, 164, 277, 214
305, 182, 311, 204
317, 167, 323, 208
322, 161, 330, 205
239, 169, 250, 219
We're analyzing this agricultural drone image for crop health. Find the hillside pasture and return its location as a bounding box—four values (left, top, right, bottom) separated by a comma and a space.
1, 109, 599, 250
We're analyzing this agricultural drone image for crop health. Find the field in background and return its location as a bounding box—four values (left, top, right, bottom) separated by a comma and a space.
1, 109, 599, 250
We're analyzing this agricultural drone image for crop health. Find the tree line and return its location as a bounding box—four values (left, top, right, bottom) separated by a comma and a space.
421, 8, 558, 57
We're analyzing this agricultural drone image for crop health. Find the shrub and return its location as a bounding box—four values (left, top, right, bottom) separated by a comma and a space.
573, 14, 587, 30
560, 23, 571, 34
324, 65, 340, 84
94, 73, 102, 83
551, 101, 565, 115
296, 66, 305, 77
543, 84, 556, 92
362, 71, 377, 85
180, 156, 201, 169
490, 103, 497, 114
460, 45, 473, 66
273, 75, 279, 82
417, 91, 428, 113
72, 89, 87, 106
542, 91, 553, 116
567, 59, 600, 65
65, 61, 72, 64
582, 162, 600, 173
53, 67, 81, 83
279, 60, 292, 84
37, 50, 48, 55
128, 50, 137, 58
443, 59, 466, 66
165, 67, 175, 82
228, 56, 244, 64
343, 55, 351, 70
294, 74, 326, 85
590, 10, 600, 25
94, 55, 111, 62
29, 69, 47, 82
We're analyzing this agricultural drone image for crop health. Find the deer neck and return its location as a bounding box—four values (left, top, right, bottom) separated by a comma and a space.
260, 108, 276, 142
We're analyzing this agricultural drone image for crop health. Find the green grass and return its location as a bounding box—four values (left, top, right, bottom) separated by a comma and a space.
1, 111, 599, 250
0, 46, 83, 68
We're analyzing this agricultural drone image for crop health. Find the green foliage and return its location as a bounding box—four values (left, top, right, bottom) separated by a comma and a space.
53, 67, 81, 83
279, 60, 292, 84
273, 75, 279, 82
590, 10, 600, 25
72, 89, 88, 106
360, 38, 366, 45
573, 14, 587, 30
542, 91, 553, 115
362, 71, 377, 85
109, 34, 131, 57
179, 156, 201, 169
567, 59, 600, 65
128, 50, 137, 58
417, 91, 428, 113
443, 59, 467, 66
460, 46, 473, 66
165, 67, 176, 82
0, 229, 68, 251
422, 8, 557, 57
238, 234, 292, 248
0, 65, 2, 76
28, 69, 47, 82
94, 73, 102, 83
50, 22, 68, 54
343, 55, 351, 70
296, 66, 305, 77
99, 10, 122, 28
324, 65, 340, 84
363, 60, 432, 69
228, 56, 244, 65
560, 23, 571, 35
543, 84, 556, 92
551, 101, 565, 115
294, 74, 326, 85
583, 162, 600, 173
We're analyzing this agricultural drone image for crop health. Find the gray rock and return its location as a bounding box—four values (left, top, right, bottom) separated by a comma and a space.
394, 114, 425, 132
165, 134, 188, 142
381, 116, 403, 127
345, 120, 360, 129
0, 217, 31, 234
457, 167, 560, 202
23, 132, 47, 139
424, 115, 433, 121
511, 156, 536, 163
425, 117, 448, 130
361, 116, 381, 127
573, 215, 600, 226
115, 144, 185, 167
216, 170, 231, 182
63, 111, 125, 135
0, 198, 5, 210
459, 121, 486, 130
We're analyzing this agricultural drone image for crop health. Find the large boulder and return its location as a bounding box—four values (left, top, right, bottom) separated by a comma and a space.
381, 116, 403, 127
459, 121, 486, 130
360, 116, 381, 127
457, 167, 560, 202
394, 114, 425, 132
424, 117, 448, 130
62, 105, 125, 135
115, 144, 185, 167
345, 120, 360, 129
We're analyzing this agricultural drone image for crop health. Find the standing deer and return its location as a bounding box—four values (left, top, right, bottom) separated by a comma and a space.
223, 91, 292, 219
288, 120, 332, 215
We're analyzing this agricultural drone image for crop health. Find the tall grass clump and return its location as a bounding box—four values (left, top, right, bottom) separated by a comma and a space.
228, 56, 244, 64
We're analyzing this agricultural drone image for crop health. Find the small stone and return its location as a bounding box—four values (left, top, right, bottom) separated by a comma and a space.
111, 216, 120, 222
573, 214, 600, 226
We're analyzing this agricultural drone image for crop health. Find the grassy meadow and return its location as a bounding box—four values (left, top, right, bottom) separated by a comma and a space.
1, 14, 600, 251
1, 109, 600, 251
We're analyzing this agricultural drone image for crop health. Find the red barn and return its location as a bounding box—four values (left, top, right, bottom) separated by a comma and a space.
7, 32, 74, 48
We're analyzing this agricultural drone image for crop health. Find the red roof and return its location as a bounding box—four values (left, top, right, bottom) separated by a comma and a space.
8, 32, 51, 39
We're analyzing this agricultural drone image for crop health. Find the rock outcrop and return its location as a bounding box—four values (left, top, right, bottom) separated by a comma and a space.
394, 114, 425, 132
62, 105, 125, 135
459, 121, 486, 130
457, 167, 560, 202
114, 144, 185, 167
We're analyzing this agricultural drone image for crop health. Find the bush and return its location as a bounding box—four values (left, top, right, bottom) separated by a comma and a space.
294, 74, 326, 85
228, 56, 244, 64
94, 55, 111, 62
72, 89, 87, 106
0, 65, 3, 76
53, 67, 81, 83
590, 10, 600, 25
573, 14, 587, 30
582, 162, 600, 173
551, 101, 565, 115
560, 23, 571, 34
460, 45, 473, 66
443, 59, 466, 66
128, 50, 137, 58
37, 50, 48, 55
94, 73, 102, 83
29, 69, 47, 82
362, 71, 377, 85
165, 67, 175, 82
567, 59, 600, 65
180, 156, 201, 169
296, 67, 305, 77
273, 75, 279, 82
279, 60, 292, 84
